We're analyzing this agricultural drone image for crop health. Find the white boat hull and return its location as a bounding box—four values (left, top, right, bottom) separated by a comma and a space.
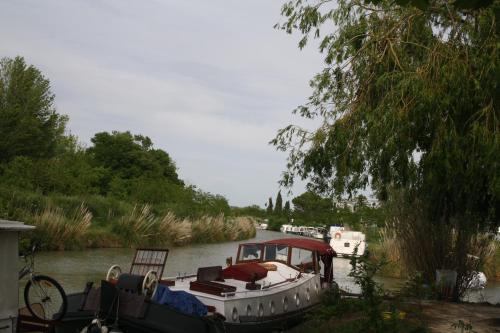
170, 263, 323, 323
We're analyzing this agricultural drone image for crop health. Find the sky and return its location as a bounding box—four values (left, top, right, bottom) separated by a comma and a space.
0, 0, 325, 207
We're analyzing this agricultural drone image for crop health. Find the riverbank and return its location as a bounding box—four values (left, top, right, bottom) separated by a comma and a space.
18, 204, 257, 251
290, 299, 500, 333
0, 187, 257, 250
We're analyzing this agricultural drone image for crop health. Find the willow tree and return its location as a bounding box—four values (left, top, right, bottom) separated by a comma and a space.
273, 0, 498, 299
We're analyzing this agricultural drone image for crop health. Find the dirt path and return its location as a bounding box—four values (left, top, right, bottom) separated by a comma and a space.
421, 301, 500, 332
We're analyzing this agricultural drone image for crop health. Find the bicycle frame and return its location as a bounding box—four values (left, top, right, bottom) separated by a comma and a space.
19, 249, 35, 280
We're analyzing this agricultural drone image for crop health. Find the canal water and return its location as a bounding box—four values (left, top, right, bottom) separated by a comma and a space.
20, 230, 500, 304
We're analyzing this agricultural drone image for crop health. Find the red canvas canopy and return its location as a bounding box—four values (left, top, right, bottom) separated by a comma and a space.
222, 262, 268, 282
263, 238, 336, 256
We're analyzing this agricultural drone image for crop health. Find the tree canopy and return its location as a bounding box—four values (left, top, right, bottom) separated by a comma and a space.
273, 0, 498, 224
266, 197, 274, 214
275, 190, 283, 214
0, 56, 67, 162
89, 131, 182, 185
273, 0, 498, 295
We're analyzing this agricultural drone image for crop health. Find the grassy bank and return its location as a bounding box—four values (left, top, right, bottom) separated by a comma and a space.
23, 205, 257, 251
0, 188, 256, 251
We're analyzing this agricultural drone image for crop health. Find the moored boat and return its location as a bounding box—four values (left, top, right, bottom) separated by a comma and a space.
55, 238, 337, 333
256, 222, 268, 230
329, 227, 366, 257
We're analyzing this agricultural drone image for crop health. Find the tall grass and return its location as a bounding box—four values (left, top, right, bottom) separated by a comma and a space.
106, 207, 256, 248
113, 210, 257, 247
25, 204, 92, 250
379, 194, 498, 296
5, 188, 257, 250
112, 204, 157, 246
224, 216, 257, 241
156, 212, 192, 246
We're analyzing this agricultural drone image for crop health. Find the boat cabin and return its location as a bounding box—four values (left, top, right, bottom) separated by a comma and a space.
235, 238, 336, 283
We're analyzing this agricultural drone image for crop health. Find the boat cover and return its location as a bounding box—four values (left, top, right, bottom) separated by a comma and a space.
263, 238, 335, 256
222, 262, 268, 282
153, 284, 207, 316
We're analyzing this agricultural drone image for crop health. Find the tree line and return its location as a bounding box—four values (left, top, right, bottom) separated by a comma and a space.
0, 56, 230, 220
260, 190, 385, 232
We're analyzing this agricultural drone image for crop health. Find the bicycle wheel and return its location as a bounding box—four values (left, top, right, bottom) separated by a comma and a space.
24, 275, 68, 322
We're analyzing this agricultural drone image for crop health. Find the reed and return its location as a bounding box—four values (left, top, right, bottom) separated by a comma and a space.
113, 204, 157, 247
191, 214, 226, 243
10, 195, 257, 250
224, 216, 256, 241
156, 212, 192, 246
25, 204, 92, 250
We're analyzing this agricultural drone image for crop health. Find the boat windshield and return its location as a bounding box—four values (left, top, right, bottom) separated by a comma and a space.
238, 244, 262, 261
263, 244, 289, 262
290, 248, 315, 272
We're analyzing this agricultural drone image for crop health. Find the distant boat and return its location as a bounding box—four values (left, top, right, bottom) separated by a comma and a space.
256, 222, 268, 230
280, 224, 305, 235
280, 224, 293, 234
329, 227, 366, 257
280, 225, 328, 240
302, 226, 328, 240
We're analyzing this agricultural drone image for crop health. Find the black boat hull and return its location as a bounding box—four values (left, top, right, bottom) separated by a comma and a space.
55, 291, 315, 333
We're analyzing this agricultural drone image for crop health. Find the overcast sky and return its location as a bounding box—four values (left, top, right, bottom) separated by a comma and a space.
0, 0, 324, 207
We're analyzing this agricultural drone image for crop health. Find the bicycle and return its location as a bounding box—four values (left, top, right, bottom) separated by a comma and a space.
19, 243, 68, 322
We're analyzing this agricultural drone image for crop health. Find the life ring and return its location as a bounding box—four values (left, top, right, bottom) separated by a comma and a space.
334, 232, 342, 240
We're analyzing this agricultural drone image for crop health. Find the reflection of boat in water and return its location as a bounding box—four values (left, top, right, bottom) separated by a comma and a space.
56, 239, 337, 333
329, 227, 366, 257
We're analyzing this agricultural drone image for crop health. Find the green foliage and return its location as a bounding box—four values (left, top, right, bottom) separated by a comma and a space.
263, 189, 386, 232
274, 190, 283, 214
266, 197, 273, 214
349, 252, 387, 330
88, 131, 182, 187
267, 215, 289, 231
295, 251, 427, 333
0, 56, 246, 250
0, 57, 67, 162
451, 320, 477, 333
367, 0, 495, 10
283, 200, 291, 216
273, 0, 498, 299
292, 191, 333, 224
230, 205, 266, 218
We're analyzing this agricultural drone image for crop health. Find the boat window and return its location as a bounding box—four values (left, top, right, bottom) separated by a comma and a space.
290, 248, 314, 272
263, 244, 288, 262
238, 244, 262, 261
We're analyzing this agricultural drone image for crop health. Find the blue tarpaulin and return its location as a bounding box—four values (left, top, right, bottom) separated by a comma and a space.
152, 284, 208, 316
